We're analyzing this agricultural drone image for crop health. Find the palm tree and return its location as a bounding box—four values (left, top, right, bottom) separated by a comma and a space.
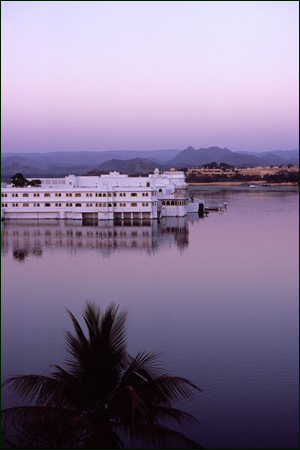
2, 302, 203, 449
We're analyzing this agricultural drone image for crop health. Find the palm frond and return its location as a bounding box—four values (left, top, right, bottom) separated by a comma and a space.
122, 422, 203, 449
83, 301, 101, 342
1, 406, 90, 449
99, 304, 119, 343
1, 375, 59, 404
66, 309, 89, 349
110, 309, 127, 356
109, 384, 153, 426
64, 330, 88, 371
140, 375, 202, 405
2, 405, 62, 420
119, 351, 164, 387
150, 405, 199, 425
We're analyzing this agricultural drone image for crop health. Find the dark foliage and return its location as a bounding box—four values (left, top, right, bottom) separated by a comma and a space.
9, 174, 41, 187
263, 171, 299, 184
2, 303, 203, 449
10, 173, 28, 187
28, 179, 42, 187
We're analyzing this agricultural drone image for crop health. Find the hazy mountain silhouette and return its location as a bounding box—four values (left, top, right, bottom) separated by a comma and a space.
1, 147, 298, 179
1, 150, 178, 179
166, 146, 299, 168
87, 158, 167, 175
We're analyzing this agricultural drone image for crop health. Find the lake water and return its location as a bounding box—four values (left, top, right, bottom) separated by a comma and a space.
1, 189, 299, 449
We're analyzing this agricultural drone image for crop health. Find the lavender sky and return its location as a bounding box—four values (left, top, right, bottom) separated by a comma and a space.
1, 1, 299, 153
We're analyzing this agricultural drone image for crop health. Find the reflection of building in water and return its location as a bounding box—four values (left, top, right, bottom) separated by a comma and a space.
1, 218, 190, 262
158, 218, 189, 250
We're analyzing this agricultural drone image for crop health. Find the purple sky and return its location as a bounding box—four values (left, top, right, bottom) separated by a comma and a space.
1, 1, 299, 153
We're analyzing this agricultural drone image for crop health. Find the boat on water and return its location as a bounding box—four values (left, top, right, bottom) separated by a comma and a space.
249, 185, 256, 188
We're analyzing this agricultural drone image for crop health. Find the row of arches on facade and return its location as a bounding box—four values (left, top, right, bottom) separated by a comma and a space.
162, 200, 185, 206
2, 202, 151, 208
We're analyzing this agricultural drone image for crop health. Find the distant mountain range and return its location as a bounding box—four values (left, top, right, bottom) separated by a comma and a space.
167, 146, 299, 168
87, 158, 167, 176
1, 147, 298, 179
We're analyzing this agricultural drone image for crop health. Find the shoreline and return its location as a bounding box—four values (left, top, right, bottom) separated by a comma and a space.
188, 182, 299, 187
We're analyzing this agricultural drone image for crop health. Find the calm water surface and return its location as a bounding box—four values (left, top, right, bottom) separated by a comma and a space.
1, 190, 299, 449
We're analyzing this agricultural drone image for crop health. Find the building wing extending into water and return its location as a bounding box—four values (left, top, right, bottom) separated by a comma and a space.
1, 169, 191, 221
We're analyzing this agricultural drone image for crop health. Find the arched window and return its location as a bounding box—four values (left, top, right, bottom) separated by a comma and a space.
45, 203, 51, 207
167, 201, 170, 206
23, 193, 29, 197
75, 203, 82, 207
131, 203, 137, 207
75, 193, 81, 197
44, 193, 50, 197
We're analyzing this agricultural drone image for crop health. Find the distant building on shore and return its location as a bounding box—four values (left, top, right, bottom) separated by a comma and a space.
187, 164, 298, 178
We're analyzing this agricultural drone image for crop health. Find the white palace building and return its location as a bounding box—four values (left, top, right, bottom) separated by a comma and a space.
1, 169, 200, 221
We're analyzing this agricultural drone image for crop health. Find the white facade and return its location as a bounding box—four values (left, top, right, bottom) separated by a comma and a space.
1, 169, 189, 221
